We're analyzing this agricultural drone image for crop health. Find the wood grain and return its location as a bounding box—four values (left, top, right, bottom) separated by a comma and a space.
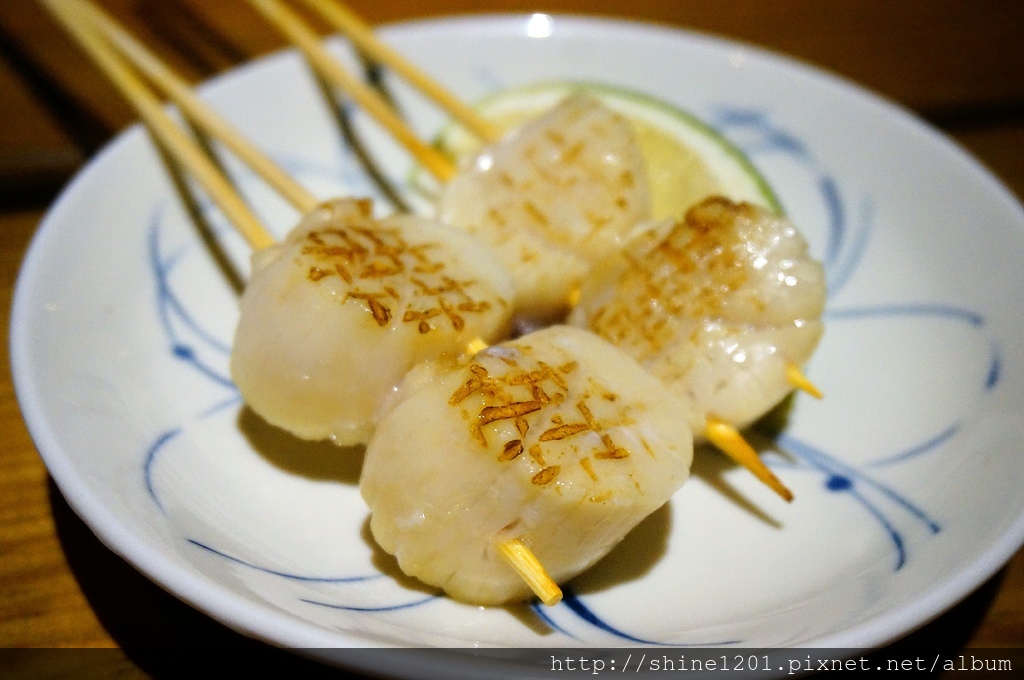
3, 0, 1024, 175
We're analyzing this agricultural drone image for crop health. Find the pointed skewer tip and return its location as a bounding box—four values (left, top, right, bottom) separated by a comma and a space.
704, 418, 794, 502
785, 363, 823, 399
465, 337, 489, 355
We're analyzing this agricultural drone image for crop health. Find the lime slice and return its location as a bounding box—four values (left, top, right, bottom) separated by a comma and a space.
431, 80, 780, 218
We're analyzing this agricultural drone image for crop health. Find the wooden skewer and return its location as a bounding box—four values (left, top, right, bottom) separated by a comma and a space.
40, 0, 276, 251
785, 362, 824, 399
497, 538, 562, 606
294, 0, 501, 143
465, 337, 489, 355
61, 0, 318, 216
705, 417, 793, 503
244, 0, 456, 182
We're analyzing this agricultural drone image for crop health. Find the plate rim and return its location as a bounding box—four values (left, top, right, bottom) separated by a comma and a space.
10, 11, 1024, 661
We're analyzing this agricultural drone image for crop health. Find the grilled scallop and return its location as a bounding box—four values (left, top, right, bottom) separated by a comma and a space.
361, 325, 693, 605
437, 94, 651, 324
570, 196, 826, 438
230, 197, 514, 446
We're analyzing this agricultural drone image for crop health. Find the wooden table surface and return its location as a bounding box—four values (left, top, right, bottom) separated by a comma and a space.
1, 1, 1022, 676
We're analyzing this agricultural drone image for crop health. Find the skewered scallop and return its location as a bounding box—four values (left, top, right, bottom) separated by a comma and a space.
361, 325, 693, 605
437, 93, 651, 324
230, 197, 514, 445
569, 196, 826, 443
52, 0, 821, 612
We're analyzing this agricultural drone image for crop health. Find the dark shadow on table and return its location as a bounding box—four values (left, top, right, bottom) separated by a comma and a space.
50, 476, 1009, 679
48, 478, 370, 679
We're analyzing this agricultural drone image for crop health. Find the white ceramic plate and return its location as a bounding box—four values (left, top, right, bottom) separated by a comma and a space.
11, 13, 1024, 676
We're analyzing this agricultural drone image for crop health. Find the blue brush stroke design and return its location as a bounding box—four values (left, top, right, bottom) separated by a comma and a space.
556, 589, 741, 646
148, 205, 234, 389
301, 595, 439, 612
824, 198, 873, 296
529, 602, 580, 640
824, 302, 999, 402
713, 108, 810, 160
868, 424, 960, 467
199, 394, 244, 418
817, 176, 845, 267
193, 540, 441, 615
825, 304, 985, 327
986, 340, 1002, 390
144, 427, 180, 514
776, 434, 942, 571
189, 539, 381, 583
711, 106, 867, 297
560, 589, 673, 645
143, 398, 242, 516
